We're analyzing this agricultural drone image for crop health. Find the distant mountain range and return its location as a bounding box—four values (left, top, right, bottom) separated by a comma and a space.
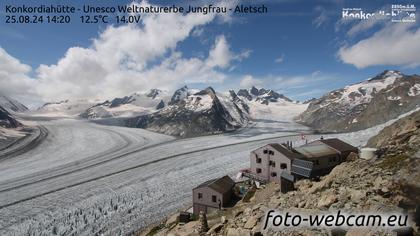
30, 70, 420, 136
80, 89, 172, 119
237, 87, 293, 104
78, 86, 295, 137
298, 70, 420, 132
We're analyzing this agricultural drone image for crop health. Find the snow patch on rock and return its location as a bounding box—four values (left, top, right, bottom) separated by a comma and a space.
408, 84, 420, 96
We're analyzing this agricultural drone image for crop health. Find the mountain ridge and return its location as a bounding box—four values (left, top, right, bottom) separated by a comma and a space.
125, 86, 251, 137
298, 70, 420, 132
0, 95, 28, 113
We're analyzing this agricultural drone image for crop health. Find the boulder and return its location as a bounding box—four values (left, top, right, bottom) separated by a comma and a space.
221, 216, 227, 224
226, 227, 250, 236
350, 190, 366, 202
197, 211, 208, 233
207, 223, 223, 234
317, 193, 338, 208
244, 217, 258, 229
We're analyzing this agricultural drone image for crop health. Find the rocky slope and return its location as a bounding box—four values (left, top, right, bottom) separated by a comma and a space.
145, 157, 419, 235
126, 87, 250, 137
169, 86, 193, 105
298, 70, 420, 132
0, 105, 24, 149
0, 95, 28, 113
367, 109, 420, 157
0, 106, 21, 128
237, 86, 293, 105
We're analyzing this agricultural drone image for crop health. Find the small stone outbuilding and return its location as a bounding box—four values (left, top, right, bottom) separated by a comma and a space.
192, 175, 235, 215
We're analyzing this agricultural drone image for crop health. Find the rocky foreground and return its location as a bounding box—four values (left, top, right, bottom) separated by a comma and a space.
140, 157, 419, 236
140, 111, 420, 236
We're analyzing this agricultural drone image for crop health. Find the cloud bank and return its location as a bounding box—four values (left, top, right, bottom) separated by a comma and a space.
338, 23, 420, 68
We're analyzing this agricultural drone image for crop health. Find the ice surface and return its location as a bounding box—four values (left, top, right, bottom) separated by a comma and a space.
0, 106, 416, 235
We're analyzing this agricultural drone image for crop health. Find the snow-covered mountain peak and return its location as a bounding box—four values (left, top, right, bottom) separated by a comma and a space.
174, 87, 220, 113
299, 71, 420, 133
146, 89, 162, 99
369, 70, 403, 81
336, 71, 406, 108
194, 86, 216, 97
169, 86, 190, 105
80, 90, 171, 119
37, 99, 99, 117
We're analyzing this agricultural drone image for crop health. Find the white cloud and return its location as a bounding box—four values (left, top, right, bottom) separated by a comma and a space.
294, 88, 327, 98
206, 35, 233, 69
0, 48, 30, 74
274, 54, 284, 64
275, 76, 311, 87
234, 49, 252, 61
311, 70, 321, 76
0, 48, 37, 104
206, 35, 250, 69
338, 23, 420, 68
313, 6, 329, 29
239, 75, 263, 88
346, 18, 383, 37
0, 0, 251, 104
192, 27, 204, 37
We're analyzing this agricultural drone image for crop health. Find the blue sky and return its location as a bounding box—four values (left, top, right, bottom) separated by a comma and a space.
0, 0, 419, 105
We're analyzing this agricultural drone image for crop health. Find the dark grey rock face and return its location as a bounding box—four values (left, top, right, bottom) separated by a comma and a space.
0, 95, 28, 113
146, 89, 161, 99
367, 109, 420, 155
156, 100, 165, 110
39, 100, 70, 109
229, 90, 249, 114
237, 86, 292, 104
298, 71, 420, 132
109, 96, 133, 108
237, 89, 252, 101
169, 86, 189, 105
0, 106, 21, 128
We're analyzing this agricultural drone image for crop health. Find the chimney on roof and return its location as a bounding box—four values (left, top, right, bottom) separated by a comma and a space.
284, 141, 293, 150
